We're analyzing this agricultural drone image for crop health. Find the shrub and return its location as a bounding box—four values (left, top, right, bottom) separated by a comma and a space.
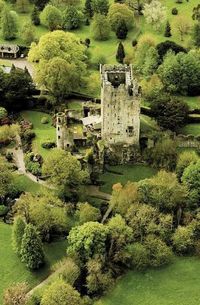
22, 130, 36, 142
0, 205, 9, 216
126, 243, 149, 270
132, 39, 137, 47
41, 141, 56, 149
41, 116, 49, 124
172, 226, 194, 254
172, 7, 178, 15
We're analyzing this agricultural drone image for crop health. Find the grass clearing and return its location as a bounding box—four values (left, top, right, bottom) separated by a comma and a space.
20, 111, 56, 158
95, 257, 200, 305
180, 124, 200, 136
100, 164, 157, 193
13, 173, 45, 194
0, 222, 67, 303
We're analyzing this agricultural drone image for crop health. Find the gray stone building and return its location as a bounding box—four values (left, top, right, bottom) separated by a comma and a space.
100, 64, 140, 146
0, 44, 19, 59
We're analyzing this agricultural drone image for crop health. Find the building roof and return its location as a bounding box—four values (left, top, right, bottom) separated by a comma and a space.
81, 115, 102, 126
0, 44, 19, 54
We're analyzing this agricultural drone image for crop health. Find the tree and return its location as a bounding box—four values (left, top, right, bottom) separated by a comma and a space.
158, 51, 200, 95
116, 19, 128, 39
142, 0, 167, 31
133, 34, 156, 74
151, 94, 189, 131
31, 6, 40, 25
40, 4, 62, 31
75, 202, 101, 224
125, 242, 149, 270
91, 0, 109, 15
108, 3, 134, 31
116, 42, 125, 63
12, 216, 26, 255
91, 13, 110, 41
0, 157, 14, 202
21, 22, 36, 45
144, 138, 178, 171
85, 0, 93, 17
31, 0, 48, 10
0, 107, 7, 120
1, 8, 19, 40
156, 40, 187, 62
42, 149, 88, 188
41, 280, 82, 305
142, 46, 159, 77
16, 0, 30, 13
172, 15, 191, 41
176, 151, 199, 181
13, 192, 69, 240
67, 222, 108, 263
164, 20, 171, 37
192, 23, 200, 47
107, 214, 133, 263
62, 6, 83, 30
172, 226, 194, 254
20, 224, 44, 269
138, 170, 188, 213
3, 282, 28, 305
4, 67, 34, 111
182, 160, 200, 207
28, 31, 87, 102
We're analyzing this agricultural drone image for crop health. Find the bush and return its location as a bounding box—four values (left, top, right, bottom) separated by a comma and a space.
41, 141, 56, 149
0, 205, 9, 216
126, 243, 149, 270
172, 226, 194, 255
172, 8, 178, 15
22, 130, 36, 142
41, 116, 49, 124
132, 39, 138, 47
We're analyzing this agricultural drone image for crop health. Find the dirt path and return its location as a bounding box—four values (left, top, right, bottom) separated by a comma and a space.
10, 59, 34, 77
9, 135, 55, 190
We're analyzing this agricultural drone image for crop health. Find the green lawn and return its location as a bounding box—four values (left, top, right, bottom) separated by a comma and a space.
0, 222, 67, 303
182, 96, 200, 110
21, 111, 56, 158
13, 173, 45, 194
95, 257, 200, 305
140, 114, 159, 134
180, 123, 200, 136
100, 164, 157, 193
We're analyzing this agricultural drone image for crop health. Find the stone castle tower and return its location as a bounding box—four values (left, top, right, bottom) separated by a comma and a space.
101, 65, 140, 146
56, 111, 74, 150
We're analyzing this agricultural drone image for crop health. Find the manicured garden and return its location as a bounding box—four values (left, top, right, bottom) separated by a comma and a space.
181, 123, 200, 137
100, 164, 157, 193
21, 111, 56, 158
13, 174, 45, 194
95, 257, 200, 305
0, 221, 67, 303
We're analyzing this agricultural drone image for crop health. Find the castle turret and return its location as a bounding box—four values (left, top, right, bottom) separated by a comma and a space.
101, 64, 140, 146
56, 112, 66, 149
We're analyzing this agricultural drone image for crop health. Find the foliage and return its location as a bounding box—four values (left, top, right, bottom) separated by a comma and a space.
21, 22, 36, 45
67, 222, 108, 263
1, 8, 19, 40
156, 40, 187, 62
176, 151, 199, 181
91, 0, 109, 15
116, 19, 128, 39
116, 42, 125, 63
108, 3, 134, 31
62, 6, 83, 30
172, 15, 191, 41
20, 224, 44, 270
0, 107, 7, 120
28, 31, 87, 103
12, 216, 26, 255
172, 226, 194, 254
3, 282, 28, 305
138, 170, 188, 213
75, 202, 101, 225
91, 13, 110, 41
40, 5, 62, 31
53, 258, 80, 286
41, 279, 82, 305
151, 94, 189, 131
142, 0, 167, 31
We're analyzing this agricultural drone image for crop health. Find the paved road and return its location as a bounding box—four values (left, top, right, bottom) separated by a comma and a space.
11, 59, 34, 77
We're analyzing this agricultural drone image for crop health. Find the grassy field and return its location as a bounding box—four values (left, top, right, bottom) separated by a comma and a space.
21, 111, 56, 158
13, 173, 45, 193
0, 221, 67, 303
180, 123, 200, 136
95, 257, 200, 305
100, 164, 157, 193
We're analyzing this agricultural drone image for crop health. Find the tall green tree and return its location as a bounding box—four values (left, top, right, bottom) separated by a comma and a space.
192, 23, 200, 47
91, 0, 109, 15
62, 6, 83, 30
20, 224, 44, 269
31, 6, 40, 25
91, 13, 110, 41
12, 216, 26, 255
116, 19, 128, 39
84, 0, 93, 17
108, 3, 134, 31
1, 8, 19, 40
16, 0, 30, 13
116, 42, 125, 63
40, 4, 62, 30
